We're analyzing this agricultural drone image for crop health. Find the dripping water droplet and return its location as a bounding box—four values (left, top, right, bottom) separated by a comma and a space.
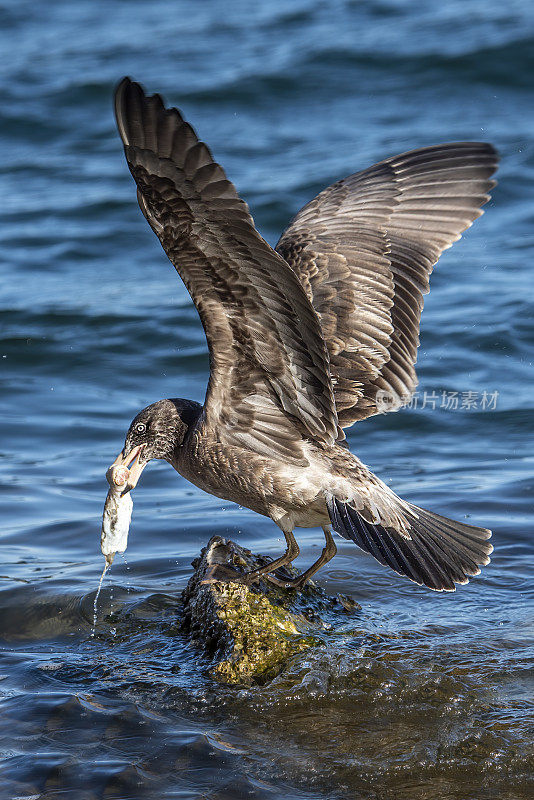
119, 552, 131, 596
91, 562, 109, 637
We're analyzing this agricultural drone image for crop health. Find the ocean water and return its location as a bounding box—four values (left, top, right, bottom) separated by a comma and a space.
1, 1, 533, 798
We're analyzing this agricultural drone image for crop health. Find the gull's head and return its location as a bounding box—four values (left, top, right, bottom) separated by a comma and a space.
111, 398, 202, 492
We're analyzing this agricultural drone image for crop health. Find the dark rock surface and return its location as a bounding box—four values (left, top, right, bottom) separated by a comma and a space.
181, 536, 359, 685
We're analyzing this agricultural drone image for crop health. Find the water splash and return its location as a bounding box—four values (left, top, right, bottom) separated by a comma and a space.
91, 562, 109, 637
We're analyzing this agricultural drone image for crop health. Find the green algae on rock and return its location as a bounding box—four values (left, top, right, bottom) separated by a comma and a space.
181, 536, 330, 685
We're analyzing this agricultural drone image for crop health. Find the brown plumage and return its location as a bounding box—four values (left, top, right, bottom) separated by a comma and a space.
111, 77, 497, 592
277, 144, 497, 423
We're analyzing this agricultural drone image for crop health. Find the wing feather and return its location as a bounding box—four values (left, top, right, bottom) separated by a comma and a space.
114, 78, 338, 461
277, 143, 498, 424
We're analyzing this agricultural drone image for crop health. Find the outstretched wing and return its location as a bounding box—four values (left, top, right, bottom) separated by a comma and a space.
114, 78, 338, 464
277, 143, 498, 425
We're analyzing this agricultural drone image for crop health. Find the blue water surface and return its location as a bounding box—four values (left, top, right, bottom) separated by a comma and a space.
0, 2, 533, 799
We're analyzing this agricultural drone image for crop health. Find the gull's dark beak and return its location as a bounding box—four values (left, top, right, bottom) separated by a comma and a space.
111, 444, 148, 493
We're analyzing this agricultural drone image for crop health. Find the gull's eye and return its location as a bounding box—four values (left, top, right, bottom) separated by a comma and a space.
135, 422, 146, 435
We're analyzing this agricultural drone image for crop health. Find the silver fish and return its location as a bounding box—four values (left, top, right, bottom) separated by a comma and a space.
101, 464, 133, 566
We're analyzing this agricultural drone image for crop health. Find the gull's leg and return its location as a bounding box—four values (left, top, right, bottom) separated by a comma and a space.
276, 527, 337, 590
241, 529, 300, 585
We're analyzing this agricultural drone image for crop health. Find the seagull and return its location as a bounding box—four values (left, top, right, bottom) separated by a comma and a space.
111, 77, 497, 591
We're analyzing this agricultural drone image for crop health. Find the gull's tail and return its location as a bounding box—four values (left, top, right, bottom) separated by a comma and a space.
327, 496, 493, 592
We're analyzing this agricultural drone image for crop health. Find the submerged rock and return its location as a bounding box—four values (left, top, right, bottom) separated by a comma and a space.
181, 536, 359, 686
